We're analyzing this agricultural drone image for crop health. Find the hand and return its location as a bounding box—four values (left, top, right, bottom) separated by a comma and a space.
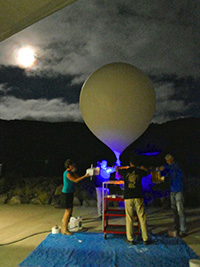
160, 176, 165, 182
85, 173, 90, 178
140, 165, 147, 171
160, 166, 164, 171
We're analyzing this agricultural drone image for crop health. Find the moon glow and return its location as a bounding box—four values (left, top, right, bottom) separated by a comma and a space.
16, 47, 36, 68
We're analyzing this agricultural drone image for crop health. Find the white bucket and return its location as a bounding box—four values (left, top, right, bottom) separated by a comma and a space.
68, 216, 82, 232
189, 259, 200, 267
52, 225, 61, 234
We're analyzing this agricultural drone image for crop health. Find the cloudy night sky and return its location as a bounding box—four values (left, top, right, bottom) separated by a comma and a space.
0, 0, 199, 124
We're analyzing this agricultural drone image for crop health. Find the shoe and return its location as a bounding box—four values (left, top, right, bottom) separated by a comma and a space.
125, 239, 136, 245
179, 232, 187, 238
168, 229, 178, 237
143, 239, 153, 245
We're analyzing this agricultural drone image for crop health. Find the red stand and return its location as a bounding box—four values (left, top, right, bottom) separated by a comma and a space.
102, 181, 140, 239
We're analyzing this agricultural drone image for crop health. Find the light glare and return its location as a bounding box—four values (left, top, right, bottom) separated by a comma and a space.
17, 47, 36, 68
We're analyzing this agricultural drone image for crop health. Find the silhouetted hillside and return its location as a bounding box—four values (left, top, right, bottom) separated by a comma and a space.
121, 118, 200, 176
0, 117, 199, 178
0, 120, 116, 178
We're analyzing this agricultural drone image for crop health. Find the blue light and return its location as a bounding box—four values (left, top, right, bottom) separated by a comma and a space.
139, 151, 160, 156
141, 174, 154, 191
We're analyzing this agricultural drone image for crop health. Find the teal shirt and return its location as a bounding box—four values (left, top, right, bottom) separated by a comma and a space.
62, 170, 74, 193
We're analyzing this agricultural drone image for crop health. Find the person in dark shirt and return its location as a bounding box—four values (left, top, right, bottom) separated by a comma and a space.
117, 157, 152, 245
160, 154, 186, 237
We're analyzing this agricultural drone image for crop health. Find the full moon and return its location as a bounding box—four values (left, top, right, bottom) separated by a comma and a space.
16, 47, 36, 68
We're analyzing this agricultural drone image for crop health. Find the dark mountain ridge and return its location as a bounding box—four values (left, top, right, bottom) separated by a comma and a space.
0, 117, 199, 178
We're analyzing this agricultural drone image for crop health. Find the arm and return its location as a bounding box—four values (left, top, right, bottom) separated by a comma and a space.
157, 176, 165, 182
116, 166, 130, 170
106, 166, 117, 173
138, 165, 151, 174
67, 172, 89, 183
116, 166, 130, 179
151, 167, 166, 183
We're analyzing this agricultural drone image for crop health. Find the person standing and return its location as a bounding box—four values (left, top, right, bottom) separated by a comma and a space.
117, 157, 152, 245
95, 160, 116, 218
160, 154, 187, 237
61, 159, 89, 235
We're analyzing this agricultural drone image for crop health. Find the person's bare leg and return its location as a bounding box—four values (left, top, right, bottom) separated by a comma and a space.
61, 208, 72, 235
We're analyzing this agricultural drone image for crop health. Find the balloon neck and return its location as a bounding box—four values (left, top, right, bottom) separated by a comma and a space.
113, 150, 121, 166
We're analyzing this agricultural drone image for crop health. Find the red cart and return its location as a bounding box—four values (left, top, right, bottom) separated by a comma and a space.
102, 180, 140, 239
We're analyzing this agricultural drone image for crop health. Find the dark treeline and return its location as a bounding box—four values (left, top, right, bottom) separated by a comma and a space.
0, 117, 199, 179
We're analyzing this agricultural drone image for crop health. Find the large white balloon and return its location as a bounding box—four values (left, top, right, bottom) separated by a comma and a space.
80, 62, 156, 162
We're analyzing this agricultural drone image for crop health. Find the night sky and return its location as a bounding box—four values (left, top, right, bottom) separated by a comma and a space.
0, 0, 199, 123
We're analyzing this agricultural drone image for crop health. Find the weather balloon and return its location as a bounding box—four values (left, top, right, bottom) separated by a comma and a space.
80, 62, 156, 164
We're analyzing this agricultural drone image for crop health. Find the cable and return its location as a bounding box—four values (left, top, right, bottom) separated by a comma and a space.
0, 230, 51, 246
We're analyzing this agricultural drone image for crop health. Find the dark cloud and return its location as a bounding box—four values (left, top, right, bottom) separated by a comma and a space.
0, 65, 82, 102
152, 75, 200, 123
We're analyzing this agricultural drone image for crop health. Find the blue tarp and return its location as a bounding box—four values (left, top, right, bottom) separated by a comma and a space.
19, 233, 199, 267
